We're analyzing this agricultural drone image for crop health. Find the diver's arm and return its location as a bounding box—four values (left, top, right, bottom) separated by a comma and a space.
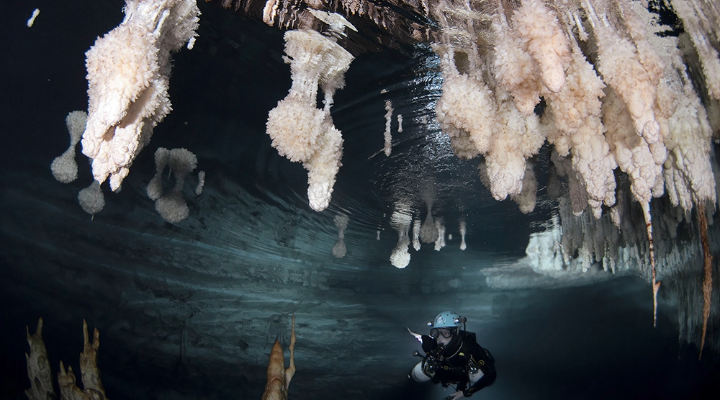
463, 345, 497, 396
462, 362, 496, 396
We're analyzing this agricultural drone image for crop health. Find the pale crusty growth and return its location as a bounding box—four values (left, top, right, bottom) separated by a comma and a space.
603, 88, 664, 206
570, 116, 617, 217
435, 52, 495, 157
545, 46, 605, 134
617, 0, 664, 87
511, 161, 538, 214
266, 26, 354, 211
653, 73, 677, 150
541, 107, 571, 157
629, 0, 715, 213
268, 98, 326, 163
306, 124, 344, 211
485, 90, 544, 201
492, 15, 542, 116
82, 0, 199, 191
430, 0, 716, 230
670, 0, 720, 100
512, 0, 571, 93
664, 63, 717, 209
545, 44, 617, 218
583, 1, 661, 144
277, 0, 720, 329
584, 0, 668, 327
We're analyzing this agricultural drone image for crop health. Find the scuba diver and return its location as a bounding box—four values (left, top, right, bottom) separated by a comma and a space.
408, 311, 496, 399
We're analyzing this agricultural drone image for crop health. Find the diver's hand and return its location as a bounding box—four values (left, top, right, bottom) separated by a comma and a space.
442, 390, 467, 400
421, 335, 437, 353
422, 357, 437, 377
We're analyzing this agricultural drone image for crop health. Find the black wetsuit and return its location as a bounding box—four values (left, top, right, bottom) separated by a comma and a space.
421, 331, 496, 396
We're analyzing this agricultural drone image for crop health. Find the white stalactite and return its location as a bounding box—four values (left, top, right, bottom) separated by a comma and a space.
266, 22, 354, 211
82, 0, 199, 191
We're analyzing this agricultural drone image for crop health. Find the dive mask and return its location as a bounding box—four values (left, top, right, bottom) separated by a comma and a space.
430, 328, 455, 339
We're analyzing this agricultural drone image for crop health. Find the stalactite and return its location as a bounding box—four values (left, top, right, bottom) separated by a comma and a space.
333, 213, 349, 258
384, 100, 393, 156
698, 202, 713, 359
390, 205, 413, 268
82, 0, 200, 191
67, 0, 720, 351
642, 202, 661, 327
265, 13, 355, 211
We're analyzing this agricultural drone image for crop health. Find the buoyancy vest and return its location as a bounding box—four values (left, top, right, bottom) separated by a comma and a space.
429, 331, 495, 389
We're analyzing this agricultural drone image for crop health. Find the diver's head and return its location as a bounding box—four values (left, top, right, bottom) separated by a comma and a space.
427, 311, 466, 347
431, 327, 456, 346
